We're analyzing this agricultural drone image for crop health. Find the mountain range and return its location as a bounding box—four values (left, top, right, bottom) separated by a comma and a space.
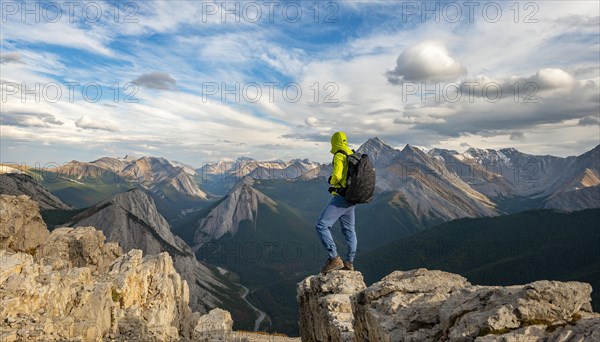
2, 138, 598, 335
429, 143, 600, 211
176, 139, 599, 254
25, 156, 209, 220
19, 139, 599, 219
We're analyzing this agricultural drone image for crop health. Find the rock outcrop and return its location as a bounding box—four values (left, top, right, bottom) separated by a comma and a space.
353, 269, 468, 342
0, 194, 234, 341
37, 227, 122, 273
298, 268, 600, 342
0, 246, 205, 341
297, 271, 366, 342
0, 194, 50, 252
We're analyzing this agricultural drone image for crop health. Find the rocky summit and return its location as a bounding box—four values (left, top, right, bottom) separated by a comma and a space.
0, 194, 299, 342
298, 269, 600, 342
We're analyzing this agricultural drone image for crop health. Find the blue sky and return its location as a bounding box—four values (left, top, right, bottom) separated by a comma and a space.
1, 0, 599, 166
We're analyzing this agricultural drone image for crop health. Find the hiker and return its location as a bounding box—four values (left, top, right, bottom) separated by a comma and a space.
316, 131, 357, 273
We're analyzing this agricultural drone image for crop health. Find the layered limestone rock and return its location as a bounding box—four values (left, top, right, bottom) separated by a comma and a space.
0, 245, 202, 341
297, 270, 366, 342
0, 195, 235, 341
109, 250, 195, 340
298, 268, 600, 342
353, 269, 469, 341
0, 194, 50, 252
37, 226, 122, 273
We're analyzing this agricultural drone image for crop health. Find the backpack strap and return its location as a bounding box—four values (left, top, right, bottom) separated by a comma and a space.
335, 150, 348, 156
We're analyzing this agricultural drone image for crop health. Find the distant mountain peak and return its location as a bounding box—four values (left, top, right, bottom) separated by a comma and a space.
187, 176, 277, 249
402, 144, 423, 154
357, 138, 402, 168
362, 137, 387, 147
232, 176, 255, 190
359, 137, 395, 152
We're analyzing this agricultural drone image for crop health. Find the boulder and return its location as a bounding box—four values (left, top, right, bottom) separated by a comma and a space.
193, 308, 234, 341
297, 270, 366, 342
0, 195, 49, 252
36, 226, 122, 273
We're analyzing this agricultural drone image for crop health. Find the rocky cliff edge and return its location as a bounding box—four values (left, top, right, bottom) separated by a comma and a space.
298, 268, 600, 342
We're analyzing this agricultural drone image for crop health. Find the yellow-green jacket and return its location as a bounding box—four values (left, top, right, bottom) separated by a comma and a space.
329, 132, 353, 195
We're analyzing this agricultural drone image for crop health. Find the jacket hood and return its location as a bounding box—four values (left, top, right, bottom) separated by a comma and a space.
330, 132, 352, 154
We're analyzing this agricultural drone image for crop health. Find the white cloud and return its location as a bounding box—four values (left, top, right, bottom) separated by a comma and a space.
530, 68, 575, 90
75, 116, 118, 132
387, 41, 466, 83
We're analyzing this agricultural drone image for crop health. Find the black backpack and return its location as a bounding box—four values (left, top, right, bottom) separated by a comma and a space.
336, 150, 376, 204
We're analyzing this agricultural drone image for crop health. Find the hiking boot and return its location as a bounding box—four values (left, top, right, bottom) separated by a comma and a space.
343, 261, 354, 271
320, 256, 344, 274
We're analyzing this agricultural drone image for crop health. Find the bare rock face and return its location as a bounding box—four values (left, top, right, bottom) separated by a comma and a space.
0, 248, 114, 341
191, 178, 277, 249
0, 247, 199, 341
298, 268, 600, 342
351, 269, 600, 342
0, 194, 50, 252
0, 194, 237, 341
36, 226, 122, 273
297, 270, 366, 342
109, 249, 195, 341
352, 269, 469, 341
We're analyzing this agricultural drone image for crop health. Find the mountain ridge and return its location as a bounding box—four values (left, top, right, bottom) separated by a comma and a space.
0, 173, 72, 210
